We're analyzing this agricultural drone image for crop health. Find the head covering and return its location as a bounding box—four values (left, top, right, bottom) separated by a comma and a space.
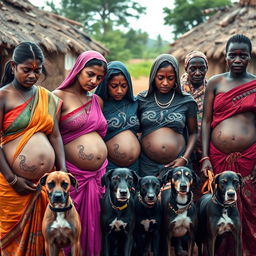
145, 54, 182, 97
184, 50, 208, 70
57, 50, 107, 90
95, 61, 135, 101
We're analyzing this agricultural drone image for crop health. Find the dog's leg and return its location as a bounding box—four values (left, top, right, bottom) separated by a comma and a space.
167, 236, 174, 256
102, 234, 109, 256
124, 234, 133, 256
205, 235, 216, 256
71, 241, 82, 256
153, 231, 161, 256
234, 231, 242, 256
187, 232, 195, 256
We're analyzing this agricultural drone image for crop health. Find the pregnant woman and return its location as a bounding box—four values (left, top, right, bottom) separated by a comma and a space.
53, 51, 108, 256
95, 61, 140, 172
137, 54, 198, 177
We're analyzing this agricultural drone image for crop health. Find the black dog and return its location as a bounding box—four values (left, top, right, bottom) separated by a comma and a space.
101, 168, 139, 256
197, 170, 242, 256
133, 176, 162, 256
162, 166, 199, 256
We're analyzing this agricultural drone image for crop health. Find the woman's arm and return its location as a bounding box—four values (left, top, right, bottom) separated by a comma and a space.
48, 113, 67, 172
201, 78, 216, 176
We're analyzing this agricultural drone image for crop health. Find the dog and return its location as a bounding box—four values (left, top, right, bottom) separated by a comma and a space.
197, 170, 242, 256
134, 176, 162, 256
161, 166, 199, 256
40, 171, 82, 256
101, 167, 139, 256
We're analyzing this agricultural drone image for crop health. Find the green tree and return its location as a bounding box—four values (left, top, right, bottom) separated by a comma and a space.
50, 0, 146, 35
164, 0, 231, 38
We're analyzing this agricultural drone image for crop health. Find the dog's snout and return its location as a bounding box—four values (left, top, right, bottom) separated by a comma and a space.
120, 190, 128, 196
227, 191, 235, 198
53, 191, 64, 202
180, 184, 187, 191
147, 194, 155, 200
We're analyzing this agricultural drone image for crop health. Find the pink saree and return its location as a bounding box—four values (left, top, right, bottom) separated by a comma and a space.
57, 51, 108, 256
60, 94, 107, 256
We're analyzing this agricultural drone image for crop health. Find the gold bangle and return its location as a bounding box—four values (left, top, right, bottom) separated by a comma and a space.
8, 175, 18, 186
180, 156, 189, 165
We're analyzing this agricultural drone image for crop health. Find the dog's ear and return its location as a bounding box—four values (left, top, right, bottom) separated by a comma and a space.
68, 173, 79, 190
130, 169, 140, 188
157, 177, 163, 188
236, 173, 243, 187
162, 168, 174, 185
212, 173, 221, 190
192, 170, 200, 185
101, 169, 114, 187
40, 173, 49, 186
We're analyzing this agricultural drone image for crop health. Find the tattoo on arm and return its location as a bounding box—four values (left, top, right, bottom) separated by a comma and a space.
113, 144, 126, 159
19, 155, 36, 172
77, 145, 94, 160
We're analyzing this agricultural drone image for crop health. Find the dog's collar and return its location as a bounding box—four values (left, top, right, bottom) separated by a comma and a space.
49, 204, 73, 212
169, 192, 193, 215
211, 194, 237, 208
109, 194, 128, 211
138, 193, 157, 208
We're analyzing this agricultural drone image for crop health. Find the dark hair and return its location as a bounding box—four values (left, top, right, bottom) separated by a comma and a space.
85, 58, 107, 73
226, 34, 252, 55
158, 60, 172, 69
0, 42, 47, 87
107, 71, 122, 83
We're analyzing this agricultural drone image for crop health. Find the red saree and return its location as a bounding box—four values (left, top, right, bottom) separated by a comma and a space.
210, 80, 256, 256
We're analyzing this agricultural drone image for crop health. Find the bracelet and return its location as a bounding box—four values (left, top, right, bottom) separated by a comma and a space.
8, 175, 18, 186
199, 156, 210, 163
180, 156, 189, 165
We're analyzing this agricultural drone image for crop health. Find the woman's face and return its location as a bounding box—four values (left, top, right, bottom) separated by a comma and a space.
78, 65, 105, 91
155, 65, 176, 94
12, 59, 42, 88
225, 42, 251, 74
107, 74, 128, 101
186, 57, 207, 88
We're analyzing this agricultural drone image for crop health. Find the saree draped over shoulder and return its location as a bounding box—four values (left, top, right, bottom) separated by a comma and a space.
95, 61, 140, 171
209, 80, 256, 256
0, 86, 62, 256
60, 94, 108, 256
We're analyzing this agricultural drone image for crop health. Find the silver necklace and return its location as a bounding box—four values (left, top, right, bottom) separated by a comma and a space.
12, 83, 35, 111
154, 91, 175, 109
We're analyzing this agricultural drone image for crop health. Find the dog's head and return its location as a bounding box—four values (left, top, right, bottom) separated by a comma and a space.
163, 166, 199, 195
40, 171, 78, 207
138, 176, 162, 206
102, 168, 139, 202
213, 171, 242, 204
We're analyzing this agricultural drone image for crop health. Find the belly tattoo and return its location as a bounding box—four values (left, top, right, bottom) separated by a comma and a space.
77, 145, 94, 160
19, 155, 36, 172
113, 144, 127, 159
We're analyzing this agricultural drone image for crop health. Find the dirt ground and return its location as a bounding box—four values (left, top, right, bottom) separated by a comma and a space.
131, 76, 148, 96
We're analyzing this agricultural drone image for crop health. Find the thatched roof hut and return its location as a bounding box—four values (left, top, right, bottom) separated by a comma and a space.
0, 0, 108, 90
169, 0, 256, 78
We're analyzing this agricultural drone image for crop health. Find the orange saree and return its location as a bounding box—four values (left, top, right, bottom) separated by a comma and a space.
0, 86, 62, 256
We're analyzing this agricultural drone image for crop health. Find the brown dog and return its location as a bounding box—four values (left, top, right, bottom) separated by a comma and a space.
40, 171, 82, 256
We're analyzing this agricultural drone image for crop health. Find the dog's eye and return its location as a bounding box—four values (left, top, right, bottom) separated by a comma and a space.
47, 181, 55, 189
233, 180, 239, 185
61, 181, 68, 190
112, 176, 120, 181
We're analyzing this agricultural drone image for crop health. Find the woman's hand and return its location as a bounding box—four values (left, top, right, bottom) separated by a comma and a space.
200, 159, 213, 177
165, 157, 187, 168
12, 176, 37, 195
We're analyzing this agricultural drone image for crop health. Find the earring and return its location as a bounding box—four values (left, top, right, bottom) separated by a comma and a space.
173, 82, 178, 89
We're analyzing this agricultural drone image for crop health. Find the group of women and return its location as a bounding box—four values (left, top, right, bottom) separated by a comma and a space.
0, 33, 255, 256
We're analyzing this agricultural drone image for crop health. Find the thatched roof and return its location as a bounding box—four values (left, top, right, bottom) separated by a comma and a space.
0, 0, 108, 55
169, 1, 256, 61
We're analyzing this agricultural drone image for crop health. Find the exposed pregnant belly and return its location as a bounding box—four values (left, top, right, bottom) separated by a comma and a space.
106, 130, 141, 167
211, 112, 256, 153
64, 131, 108, 171
142, 127, 185, 164
3, 132, 55, 181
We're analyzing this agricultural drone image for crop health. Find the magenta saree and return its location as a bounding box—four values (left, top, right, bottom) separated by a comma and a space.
60, 94, 108, 256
